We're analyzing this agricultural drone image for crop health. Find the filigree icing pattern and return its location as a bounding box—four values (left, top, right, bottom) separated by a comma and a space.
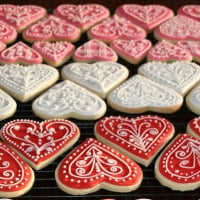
181, 5, 200, 19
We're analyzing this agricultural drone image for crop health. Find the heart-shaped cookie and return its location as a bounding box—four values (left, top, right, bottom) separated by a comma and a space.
54, 4, 110, 32
0, 4, 47, 32
61, 62, 129, 98
95, 115, 174, 167
0, 64, 59, 102
55, 138, 143, 195
155, 134, 200, 191
178, 5, 200, 22
107, 74, 183, 114
187, 117, 200, 139
22, 15, 81, 43
32, 41, 75, 67
0, 88, 16, 120
0, 119, 80, 170
154, 15, 200, 42
87, 15, 146, 43
110, 39, 152, 64
32, 80, 107, 120
0, 41, 43, 65
116, 4, 174, 32
138, 61, 200, 96
147, 40, 192, 62
0, 141, 34, 198
73, 39, 118, 62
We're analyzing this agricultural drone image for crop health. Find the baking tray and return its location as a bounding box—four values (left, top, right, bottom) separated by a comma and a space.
0, 9, 199, 200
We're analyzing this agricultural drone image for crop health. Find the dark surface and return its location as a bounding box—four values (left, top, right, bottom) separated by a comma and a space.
0, 2, 199, 200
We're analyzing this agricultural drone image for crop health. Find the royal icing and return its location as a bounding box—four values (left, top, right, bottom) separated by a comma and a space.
155, 134, 200, 191
0, 4, 47, 32
138, 61, 200, 96
0, 141, 34, 196
116, 4, 174, 31
0, 89, 16, 121
178, 5, 200, 22
107, 74, 183, 114
95, 115, 174, 167
1, 119, 80, 170
32, 41, 75, 67
0, 20, 17, 44
22, 15, 81, 43
0, 41, 6, 52
54, 4, 110, 32
73, 39, 118, 62
0, 41, 43, 65
147, 40, 192, 62
110, 39, 152, 64
55, 138, 143, 195
187, 117, 200, 139
61, 62, 129, 98
87, 15, 146, 43
32, 80, 107, 120
154, 15, 200, 42
0, 64, 59, 102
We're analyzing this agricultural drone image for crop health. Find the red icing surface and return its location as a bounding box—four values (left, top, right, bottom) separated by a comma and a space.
158, 134, 200, 183
57, 138, 143, 189
0, 41, 43, 64
54, 4, 109, 31
1, 119, 80, 169
0, 5, 47, 32
116, 4, 173, 31
188, 117, 200, 138
0, 141, 34, 192
95, 115, 174, 160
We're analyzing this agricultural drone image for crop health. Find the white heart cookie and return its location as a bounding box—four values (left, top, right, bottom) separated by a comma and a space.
61, 62, 129, 98
138, 61, 200, 96
107, 74, 183, 114
32, 80, 107, 120
0, 64, 59, 102
0, 88, 16, 120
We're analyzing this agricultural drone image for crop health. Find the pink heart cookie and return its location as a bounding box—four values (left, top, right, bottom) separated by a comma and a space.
22, 15, 81, 43
0, 4, 47, 32
154, 15, 200, 42
73, 39, 118, 62
55, 138, 143, 195
87, 15, 146, 43
147, 40, 192, 62
95, 115, 174, 167
0, 20, 17, 44
116, 4, 174, 32
178, 5, 200, 22
0, 119, 80, 170
186, 117, 200, 139
0, 41, 43, 65
32, 41, 75, 67
155, 134, 200, 191
0, 140, 34, 198
54, 4, 110, 32
110, 39, 152, 64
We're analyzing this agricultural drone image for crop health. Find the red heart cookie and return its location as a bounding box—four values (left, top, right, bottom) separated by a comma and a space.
55, 138, 143, 195
73, 39, 118, 62
95, 115, 174, 167
0, 141, 34, 198
32, 41, 75, 67
0, 41, 43, 65
147, 40, 192, 62
186, 117, 200, 139
87, 15, 146, 43
22, 15, 81, 43
155, 134, 200, 191
0, 4, 47, 32
0, 119, 80, 170
110, 39, 152, 64
116, 4, 174, 32
54, 4, 110, 32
